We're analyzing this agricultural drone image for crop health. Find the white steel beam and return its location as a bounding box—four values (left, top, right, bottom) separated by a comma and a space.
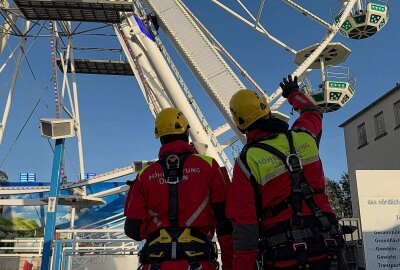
0, 2, 21, 53
219, 136, 239, 151
147, 3, 234, 171
114, 21, 170, 116
213, 123, 231, 138
81, 212, 124, 229
0, 39, 22, 73
0, 21, 29, 145
89, 185, 129, 198
280, 0, 331, 29
0, 199, 46, 206
0, 165, 135, 195
181, 2, 266, 98
69, 34, 86, 189
59, 44, 76, 119
118, 14, 226, 165
255, 0, 266, 28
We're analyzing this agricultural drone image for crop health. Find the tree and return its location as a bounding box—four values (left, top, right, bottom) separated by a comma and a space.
338, 173, 352, 218
0, 216, 42, 239
325, 178, 343, 217
325, 173, 353, 219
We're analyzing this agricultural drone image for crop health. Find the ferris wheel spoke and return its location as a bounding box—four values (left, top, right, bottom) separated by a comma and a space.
280, 0, 331, 29
211, 0, 297, 54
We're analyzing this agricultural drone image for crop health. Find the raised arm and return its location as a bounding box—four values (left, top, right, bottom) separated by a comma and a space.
280, 75, 323, 143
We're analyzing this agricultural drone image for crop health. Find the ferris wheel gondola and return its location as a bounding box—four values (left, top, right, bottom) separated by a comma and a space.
335, 0, 389, 39
294, 43, 355, 113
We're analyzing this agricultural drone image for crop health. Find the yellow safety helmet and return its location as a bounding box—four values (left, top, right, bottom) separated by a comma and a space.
229, 89, 271, 130
155, 108, 189, 138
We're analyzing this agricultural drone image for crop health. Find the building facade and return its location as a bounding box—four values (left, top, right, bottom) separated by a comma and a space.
339, 84, 400, 217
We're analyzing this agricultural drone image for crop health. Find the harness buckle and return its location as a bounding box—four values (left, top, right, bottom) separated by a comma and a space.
324, 238, 338, 258
293, 242, 307, 251
166, 176, 180, 184
166, 154, 180, 170
286, 154, 302, 172
324, 238, 337, 247
300, 182, 313, 199
165, 154, 180, 184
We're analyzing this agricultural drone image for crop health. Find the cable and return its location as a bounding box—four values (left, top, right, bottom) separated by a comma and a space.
2, 23, 80, 176
0, 97, 40, 168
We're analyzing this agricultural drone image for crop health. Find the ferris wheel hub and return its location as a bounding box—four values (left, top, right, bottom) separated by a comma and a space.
294, 42, 351, 69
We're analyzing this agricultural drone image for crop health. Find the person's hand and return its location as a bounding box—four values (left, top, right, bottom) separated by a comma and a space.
279, 75, 299, 98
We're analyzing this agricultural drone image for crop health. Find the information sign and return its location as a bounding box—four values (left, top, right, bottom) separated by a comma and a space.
357, 170, 400, 270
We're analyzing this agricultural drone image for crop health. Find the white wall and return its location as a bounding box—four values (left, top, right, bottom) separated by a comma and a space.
342, 88, 400, 216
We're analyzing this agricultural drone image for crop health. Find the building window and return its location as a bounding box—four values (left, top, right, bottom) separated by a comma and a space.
374, 111, 387, 139
394, 100, 400, 129
357, 123, 367, 148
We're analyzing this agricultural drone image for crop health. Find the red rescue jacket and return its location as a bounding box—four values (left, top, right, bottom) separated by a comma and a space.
227, 91, 335, 269
125, 140, 233, 270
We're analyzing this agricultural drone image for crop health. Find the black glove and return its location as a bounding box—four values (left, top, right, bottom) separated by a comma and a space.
280, 75, 299, 98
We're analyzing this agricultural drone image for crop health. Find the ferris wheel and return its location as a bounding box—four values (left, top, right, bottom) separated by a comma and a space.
0, 0, 390, 199
205, 0, 388, 112
0, 0, 390, 196
0, 1, 391, 269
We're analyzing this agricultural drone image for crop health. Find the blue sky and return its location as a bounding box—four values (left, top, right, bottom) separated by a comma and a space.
0, 0, 399, 183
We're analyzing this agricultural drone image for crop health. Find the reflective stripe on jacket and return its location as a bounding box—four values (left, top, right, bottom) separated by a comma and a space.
238, 131, 319, 186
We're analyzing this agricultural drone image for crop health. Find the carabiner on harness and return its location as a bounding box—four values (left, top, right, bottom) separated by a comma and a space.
286, 154, 302, 172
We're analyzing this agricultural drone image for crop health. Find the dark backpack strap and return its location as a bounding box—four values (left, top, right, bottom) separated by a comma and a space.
158, 152, 192, 228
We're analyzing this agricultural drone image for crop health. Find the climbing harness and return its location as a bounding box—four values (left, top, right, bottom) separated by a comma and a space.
240, 131, 348, 270
138, 152, 219, 270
